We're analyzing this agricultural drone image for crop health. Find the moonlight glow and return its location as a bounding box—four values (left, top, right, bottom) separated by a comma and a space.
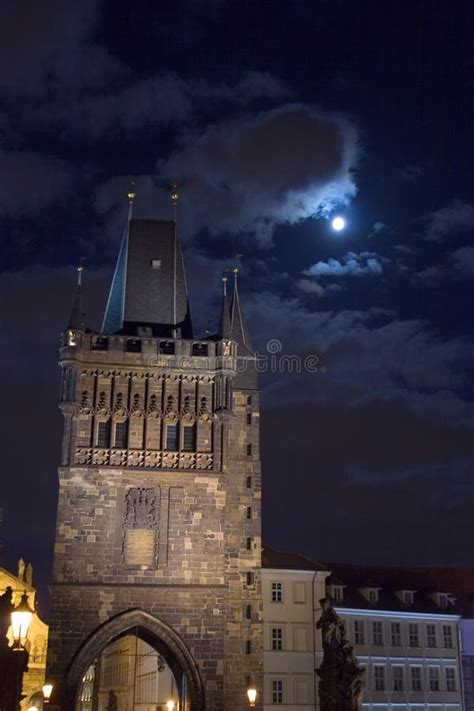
331, 216, 346, 231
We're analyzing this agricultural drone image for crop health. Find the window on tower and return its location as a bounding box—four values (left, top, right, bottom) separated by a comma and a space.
114, 421, 128, 449
166, 424, 179, 451
97, 420, 111, 448
182, 424, 196, 452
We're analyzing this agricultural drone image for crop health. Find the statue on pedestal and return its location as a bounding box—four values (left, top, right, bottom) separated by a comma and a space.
316, 597, 365, 711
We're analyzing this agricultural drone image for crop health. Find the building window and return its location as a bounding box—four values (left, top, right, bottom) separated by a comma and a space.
182, 424, 196, 451
246, 476, 252, 488
246, 572, 254, 586
271, 627, 283, 651
393, 666, 404, 691
428, 667, 440, 691
91, 336, 108, 351
245, 640, 251, 655
331, 585, 343, 603
247, 396, 252, 405
97, 420, 111, 448
354, 620, 365, 645
293, 581, 306, 604
391, 622, 401, 646
408, 623, 419, 647
246, 506, 252, 519
368, 589, 379, 604
246, 604, 252, 620
192, 343, 208, 357
246, 413, 252, 425
246, 537, 253, 550
159, 341, 175, 355
246, 443, 252, 456
411, 666, 422, 691
373, 666, 385, 691
426, 624, 437, 648
272, 680, 283, 704
125, 338, 141, 353
437, 593, 449, 608
372, 621, 383, 646
166, 423, 179, 451
446, 667, 456, 692
114, 420, 128, 449
443, 625, 453, 648
271, 582, 283, 603
404, 590, 414, 606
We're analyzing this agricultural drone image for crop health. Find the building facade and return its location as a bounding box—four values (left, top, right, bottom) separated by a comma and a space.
261, 551, 465, 711
262, 547, 330, 711
46, 207, 263, 710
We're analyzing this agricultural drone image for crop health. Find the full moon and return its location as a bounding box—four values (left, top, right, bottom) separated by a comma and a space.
331, 216, 346, 231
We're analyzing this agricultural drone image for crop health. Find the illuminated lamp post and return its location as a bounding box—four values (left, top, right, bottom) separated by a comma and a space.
42, 684, 53, 704
0, 587, 32, 711
247, 687, 257, 707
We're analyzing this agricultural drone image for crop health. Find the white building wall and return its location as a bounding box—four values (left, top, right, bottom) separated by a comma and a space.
336, 608, 464, 711
262, 568, 329, 710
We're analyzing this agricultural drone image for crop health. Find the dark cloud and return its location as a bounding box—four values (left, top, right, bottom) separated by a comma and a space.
0, 149, 76, 215
305, 251, 387, 278
154, 104, 359, 245
368, 221, 386, 238
412, 265, 444, 284
425, 200, 474, 241
452, 245, 474, 275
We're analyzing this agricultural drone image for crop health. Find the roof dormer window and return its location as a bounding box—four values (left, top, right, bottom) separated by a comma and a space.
358, 587, 380, 604
437, 593, 449, 608
329, 585, 344, 603
403, 591, 414, 606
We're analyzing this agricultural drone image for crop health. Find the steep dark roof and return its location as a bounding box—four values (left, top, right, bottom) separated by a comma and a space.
262, 544, 329, 572
324, 561, 472, 616
67, 273, 85, 331
230, 271, 254, 355
102, 218, 192, 337
218, 287, 232, 340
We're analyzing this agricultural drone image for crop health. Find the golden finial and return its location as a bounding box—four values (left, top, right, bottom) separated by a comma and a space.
222, 276, 228, 296
170, 181, 179, 205
232, 267, 239, 275
127, 177, 136, 203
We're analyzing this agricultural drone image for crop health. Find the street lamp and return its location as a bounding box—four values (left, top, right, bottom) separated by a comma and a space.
247, 687, 257, 707
42, 684, 53, 704
166, 701, 176, 711
11, 592, 33, 650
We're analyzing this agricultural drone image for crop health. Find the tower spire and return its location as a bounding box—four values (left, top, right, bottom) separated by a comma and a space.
218, 276, 232, 339
230, 267, 253, 352
67, 262, 85, 331
127, 177, 136, 221
170, 182, 179, 336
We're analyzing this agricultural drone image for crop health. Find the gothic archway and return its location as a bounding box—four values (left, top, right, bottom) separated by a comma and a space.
67, 609, 206, 711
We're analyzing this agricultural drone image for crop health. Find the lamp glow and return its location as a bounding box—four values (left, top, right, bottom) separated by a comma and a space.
166, 701, 176, 711
11, 592, 33, 648
331, 216, 345, 231
42, 683, 53, 702
247, 688, 257, 706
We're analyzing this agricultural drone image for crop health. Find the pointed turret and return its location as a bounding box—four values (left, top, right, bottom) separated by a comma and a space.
67, 265, 85, 331
218, 276, 232, 339
102, 181, 192, 337
230, 268, 253, 354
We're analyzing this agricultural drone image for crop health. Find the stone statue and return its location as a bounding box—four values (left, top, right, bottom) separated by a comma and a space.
17, 557, 25, 582
316, 597, 365, 711
25, 563, 33, 587
0, 587, 14, 648
106, 690, 118, 711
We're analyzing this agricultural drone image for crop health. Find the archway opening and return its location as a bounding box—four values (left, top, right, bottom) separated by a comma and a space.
75, 631, 189, 711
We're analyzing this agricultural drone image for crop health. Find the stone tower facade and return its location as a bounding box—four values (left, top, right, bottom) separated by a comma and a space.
47, 214, 263, 710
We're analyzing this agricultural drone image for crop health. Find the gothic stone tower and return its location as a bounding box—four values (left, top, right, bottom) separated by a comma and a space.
47, 212, 263, 710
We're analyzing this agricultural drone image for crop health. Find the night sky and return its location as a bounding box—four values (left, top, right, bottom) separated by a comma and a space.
1, 0, 473, 617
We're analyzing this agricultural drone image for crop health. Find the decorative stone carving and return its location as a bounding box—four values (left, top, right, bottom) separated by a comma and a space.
196, 453, 213, 470
130, 393, 143, 417
109, 450, 127, 466
124, 487, 157, 529
144, 451, 161, 468
147, 393, 161, 417
127, 451, 144, 467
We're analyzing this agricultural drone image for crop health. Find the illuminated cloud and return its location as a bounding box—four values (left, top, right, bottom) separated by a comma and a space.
305, 251, 387, 278
154, 104, 360, 245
